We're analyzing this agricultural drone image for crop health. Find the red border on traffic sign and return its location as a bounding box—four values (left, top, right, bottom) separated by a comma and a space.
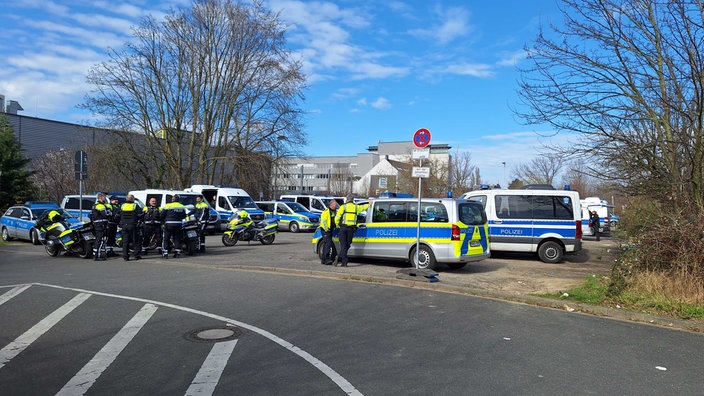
413, 128, 431, 148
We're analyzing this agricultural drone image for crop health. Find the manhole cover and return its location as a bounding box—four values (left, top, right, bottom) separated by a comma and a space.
184, 326, 243, 343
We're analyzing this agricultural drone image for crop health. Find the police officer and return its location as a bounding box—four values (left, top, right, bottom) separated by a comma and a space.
105, 195, 120, 257
590, 210, 601, 241
194, 195, 210, 253
119, 194, 143, 261
141, 197, 162, 255
319, 199, 338, 265
161, 194, 187, 258
334, 195, 367, 267
91, 193, 111, 261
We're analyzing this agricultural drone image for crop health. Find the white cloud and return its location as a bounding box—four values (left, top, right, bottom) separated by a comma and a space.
371, 97, 391, 110
496, 50, 529, 67
444, 62, 495, 78
408, 5, 472, 45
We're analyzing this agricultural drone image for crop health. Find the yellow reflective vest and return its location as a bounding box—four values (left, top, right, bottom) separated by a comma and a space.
335, 202, 368, 227
320, 208, 337, 231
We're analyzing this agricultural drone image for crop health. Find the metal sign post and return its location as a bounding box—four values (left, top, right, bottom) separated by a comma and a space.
411, 129, 431, 269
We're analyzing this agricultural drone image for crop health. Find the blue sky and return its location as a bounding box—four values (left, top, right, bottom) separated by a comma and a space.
1, 0, 566, 186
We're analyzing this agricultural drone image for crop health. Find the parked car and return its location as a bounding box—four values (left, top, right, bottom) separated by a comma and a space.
255, 200, 319, 232
1, 201, 81, 244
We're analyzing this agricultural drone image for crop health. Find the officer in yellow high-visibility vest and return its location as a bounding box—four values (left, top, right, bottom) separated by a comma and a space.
334, 195, 367, 267
319, 199, 339, 265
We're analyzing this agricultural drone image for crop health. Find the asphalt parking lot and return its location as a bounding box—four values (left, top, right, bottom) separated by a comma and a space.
171, 231, 619, 296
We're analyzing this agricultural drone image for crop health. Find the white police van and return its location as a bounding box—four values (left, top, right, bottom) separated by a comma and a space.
280, 194, 338, 214
312, 198, 490, 270
581, 196, 613, 236
61, 194, 143, 221
459, 189, 583, 263
128, 189, 220, 232
187, 185, 265, 231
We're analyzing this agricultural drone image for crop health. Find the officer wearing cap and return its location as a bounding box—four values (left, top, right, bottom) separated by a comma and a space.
161, 194, 187, 258
334, 194, 367, 267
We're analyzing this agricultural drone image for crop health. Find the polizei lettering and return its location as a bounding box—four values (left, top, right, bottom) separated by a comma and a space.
375, 229, 399, 237
499, 229, 524, 235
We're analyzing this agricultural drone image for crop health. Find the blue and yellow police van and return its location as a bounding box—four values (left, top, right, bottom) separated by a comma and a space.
312, 198, 490, 270
255, 200, 320, 232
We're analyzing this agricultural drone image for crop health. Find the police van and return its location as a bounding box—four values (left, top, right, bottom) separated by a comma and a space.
61, 194, 143, 221
255, 200, 320, 232
311, 198, 490, 270
128, 189, 220, 232
581, 196, 612, 236
187, 185, 265, 230
459, 189, 582, 263
280, 194, 338, 214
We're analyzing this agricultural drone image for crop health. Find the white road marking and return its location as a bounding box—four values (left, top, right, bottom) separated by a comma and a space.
56, 303, 158, 396
185, 339, 239, 396
0, 292, 91, 370
30, 282, 363, 396
0, 284, 31, 306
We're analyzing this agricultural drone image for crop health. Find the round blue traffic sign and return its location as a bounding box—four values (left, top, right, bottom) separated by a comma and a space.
413, 128, 431, 148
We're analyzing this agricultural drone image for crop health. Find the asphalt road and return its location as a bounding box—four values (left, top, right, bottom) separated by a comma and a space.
1, 233, 703, 395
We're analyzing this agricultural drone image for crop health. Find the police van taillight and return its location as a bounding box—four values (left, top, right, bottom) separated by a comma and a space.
451, 224, 461, 241
576, 220, 583, 240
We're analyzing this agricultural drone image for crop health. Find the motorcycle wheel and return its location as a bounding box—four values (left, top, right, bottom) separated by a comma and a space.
186, 240, 197, 256
260, 234, 275, 245
222, 233, 238, 246
45, 242, 60, 257
77, 240, 92, 259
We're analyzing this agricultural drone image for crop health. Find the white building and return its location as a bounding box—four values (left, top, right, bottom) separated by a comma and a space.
273, 141, 451, 198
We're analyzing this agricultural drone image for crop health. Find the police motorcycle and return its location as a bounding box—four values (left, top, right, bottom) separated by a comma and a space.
222, 210, 277, 246
181, 213, 201, 255
37, 210, 95, 259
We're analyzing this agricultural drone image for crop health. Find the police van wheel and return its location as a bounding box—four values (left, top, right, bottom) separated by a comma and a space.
1, 227, 12, 242
30, 229, 41, 245
289, 222, 300, 233
538, 241, 563, 263
412, 246, 437, 270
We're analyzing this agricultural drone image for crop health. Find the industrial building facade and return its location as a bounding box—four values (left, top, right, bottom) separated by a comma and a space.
2, 96, 451, 198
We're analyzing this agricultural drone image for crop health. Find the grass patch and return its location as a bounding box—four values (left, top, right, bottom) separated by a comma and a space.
540, 271, 704, 321
540, 275, 610, 305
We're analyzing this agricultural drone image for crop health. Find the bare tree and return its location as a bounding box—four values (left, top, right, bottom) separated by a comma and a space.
29, 150, 73, 203
511, 154, 566, 186
517, 0, 704, 207
82, 0, 305, 191
449, 150, 480, 196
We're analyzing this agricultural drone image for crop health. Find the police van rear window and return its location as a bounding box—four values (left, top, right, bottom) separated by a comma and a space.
458, 202, 486, 225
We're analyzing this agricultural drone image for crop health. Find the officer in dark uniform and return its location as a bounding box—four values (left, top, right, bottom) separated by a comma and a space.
141, 197, 162, 255
91, 193, 111, 261
161, 194, 187, 258
119, 194, 143, 261
106, 195, 120, 257
194, 195, 209, 253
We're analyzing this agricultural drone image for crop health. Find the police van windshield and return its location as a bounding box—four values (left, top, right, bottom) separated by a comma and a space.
287, 202, 310, 213
174, 194, 202, 207
228, 195, 258, 209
